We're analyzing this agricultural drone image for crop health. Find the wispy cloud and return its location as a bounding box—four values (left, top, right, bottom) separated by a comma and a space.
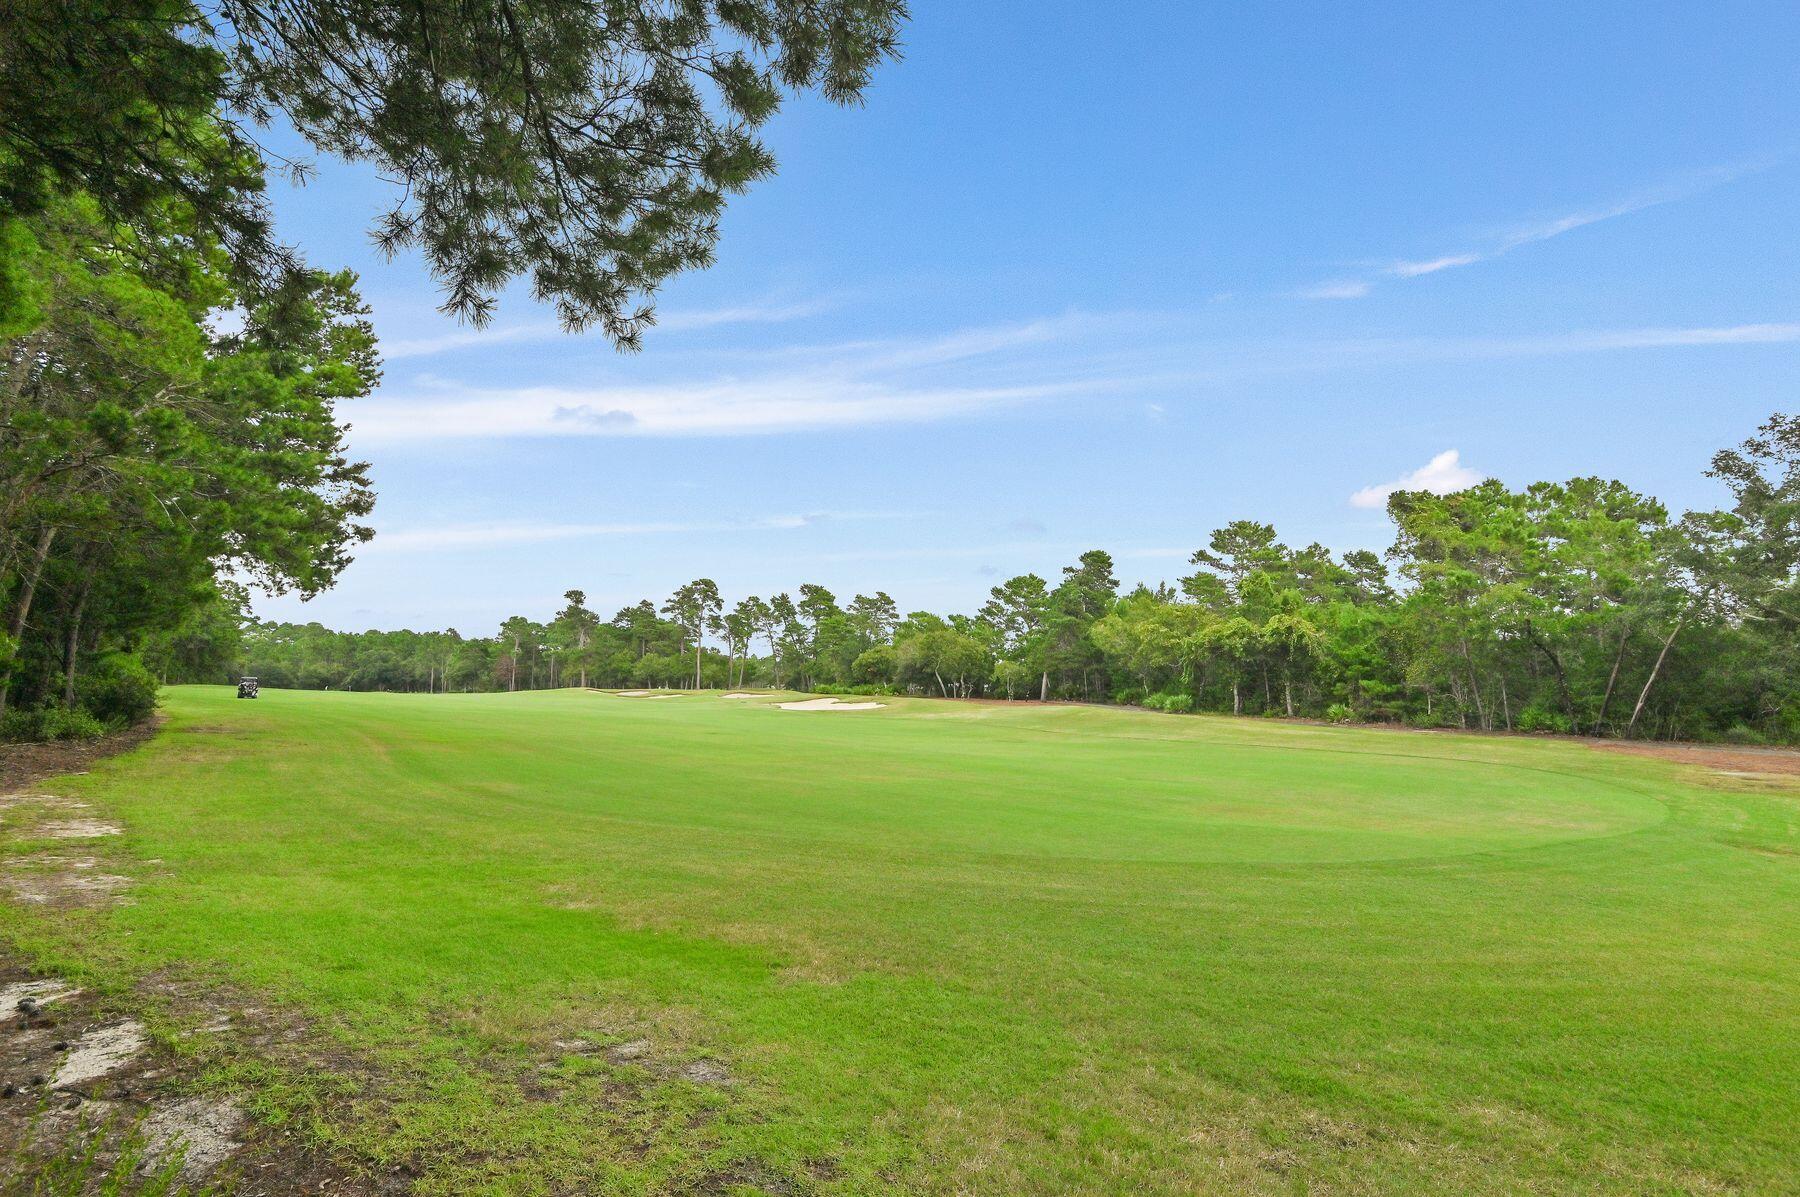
1295, 158, 1777, 300
1387, 253, 1482, 279
1293, 279, 1373, 301
352, 379, 1066, 442
380, 299, 832, 360
350, 309, 1800, 446
372, 510, 913, 552
1349, 449, 1486, 509
1353, 321, 1800, 363
351, 318, 1111, 443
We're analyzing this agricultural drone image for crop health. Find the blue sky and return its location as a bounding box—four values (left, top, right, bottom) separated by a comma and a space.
255, 1, 1800, 632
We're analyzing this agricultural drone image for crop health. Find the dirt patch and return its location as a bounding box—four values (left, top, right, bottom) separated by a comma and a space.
1594, 740, 1800, 781
0, 956, 403, 1194
51, 1020, 148, 1088
35, 818, 123, 840
776, 697, 885, 712
0, 717, 160, 794
2, 854, 133, 907
0, 979, 79, 1020
142, 1095, 246, 1179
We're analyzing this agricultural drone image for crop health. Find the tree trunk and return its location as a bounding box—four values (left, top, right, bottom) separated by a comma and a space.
1499, 675, 1512, 732
1626, 617, 1684, 737
1039, 670, 1048, 702
1232, 680, 1241, 715
0, 525, 56, 718
1459, 639, 1487, 729
1283, 675, 1294, 717
62, 579, 93, 708
1592, 629, 1630, 735
934, 670, 948, 698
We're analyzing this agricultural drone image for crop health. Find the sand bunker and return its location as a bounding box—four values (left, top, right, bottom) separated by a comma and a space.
616, 690, 677, 698
721, 692, 772, 699
777, 697, 886, 712
52, 1019, 146, 1088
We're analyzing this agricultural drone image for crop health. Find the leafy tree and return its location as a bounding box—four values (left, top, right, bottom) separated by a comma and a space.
551, 589, 601, 687
2, 0, 907, 337
662, 578, 723, 689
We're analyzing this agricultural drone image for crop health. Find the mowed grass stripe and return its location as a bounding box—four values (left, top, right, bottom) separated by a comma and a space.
3, 686, 1794, 1195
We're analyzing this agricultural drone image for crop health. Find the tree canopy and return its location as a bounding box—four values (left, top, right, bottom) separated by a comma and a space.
1, 0, 908, 339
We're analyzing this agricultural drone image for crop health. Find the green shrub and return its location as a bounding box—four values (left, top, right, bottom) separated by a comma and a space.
1114, 687, 1147, 708
1324, 703, 1355, 723
0, 707, 45, 742
41, 706, 106, 741
1517, 704, 1573, 735
1719, 723, 1769, 746
77, 652, 158, 726
1147, 693, 1193, 714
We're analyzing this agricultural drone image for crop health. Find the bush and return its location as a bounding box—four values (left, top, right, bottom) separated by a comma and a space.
1113, 686, 1147, 708
77, 652, 158, 726
1145, 693, 1193, 714
0, 707, 45, 742
814, 682, 897, 697
1719, 723, 1769, 746
1517, 704, 1573, 735
1324, 702, 1355, 723
40, 706, 105, 741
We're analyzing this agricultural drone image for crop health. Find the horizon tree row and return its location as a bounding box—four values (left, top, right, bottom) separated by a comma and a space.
222, 413, 1799, 745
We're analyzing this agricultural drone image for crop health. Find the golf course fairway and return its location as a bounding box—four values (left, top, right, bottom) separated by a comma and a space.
3, 686, 1796, 1195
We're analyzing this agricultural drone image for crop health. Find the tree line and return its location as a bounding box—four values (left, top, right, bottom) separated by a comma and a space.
0, 0, 902, 741
227, 414, 1798, 744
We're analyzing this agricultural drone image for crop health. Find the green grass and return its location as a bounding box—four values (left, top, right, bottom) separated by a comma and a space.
5, 686, 1797, 1194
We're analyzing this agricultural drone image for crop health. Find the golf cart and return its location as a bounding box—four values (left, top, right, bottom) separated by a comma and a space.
237, 676, 260, 699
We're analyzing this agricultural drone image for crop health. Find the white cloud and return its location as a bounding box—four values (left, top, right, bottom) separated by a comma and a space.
348, 307, 1800, 447
1386, 253, 1483, 278
1312, 157, 1778, 298
349, 317, 1113, 443
350, 378, 1061, 442
371, 510, 912, 552
1294, 280, 1373, 301
1349, 449, 1486, 509
380, 299, 831, 360
1389, 321, 1800, 362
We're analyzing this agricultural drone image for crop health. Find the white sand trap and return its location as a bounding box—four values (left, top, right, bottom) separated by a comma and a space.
777, 697, 886, 712
142, 1096, 245, 1178
52, 1019, 146, 1088
721, 692, 773, 699
0, 979, 80, 1019
617, 690, 676, 698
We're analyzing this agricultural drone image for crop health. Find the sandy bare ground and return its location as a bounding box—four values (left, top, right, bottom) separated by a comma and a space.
0, 724, 390, 1193
1594, 740, 1800, 782
777, 697, 886, 712
721, 692, 773, 699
